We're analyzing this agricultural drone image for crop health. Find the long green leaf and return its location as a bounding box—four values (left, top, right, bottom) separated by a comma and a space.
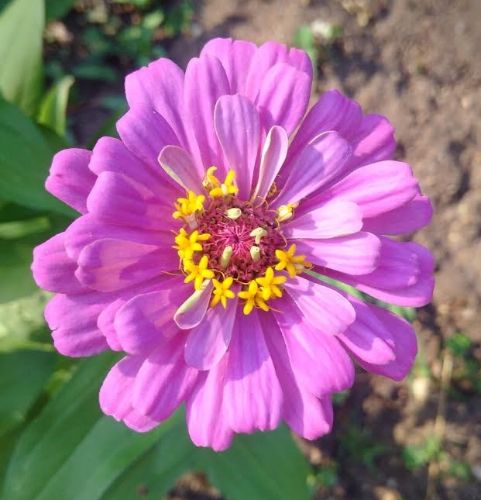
0, 97, 73, 215
0, 350, 55, 437
202, 427, 311, 500
46, 0, 77, 21
0, 0, 44, 115
38, 76, 75, 137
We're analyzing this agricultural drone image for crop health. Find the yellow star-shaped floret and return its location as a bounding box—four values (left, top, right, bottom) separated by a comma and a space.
211, 277, 235, 308
255, 267, 287, 300
238, 280, 270, 315
174, 228, 210, 261
275, 244, 310, 278
184, 255, 215, 290
204, 167, 238, 198
173, 191, 205, 220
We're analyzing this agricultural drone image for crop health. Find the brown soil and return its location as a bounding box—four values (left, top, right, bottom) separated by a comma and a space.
167, 0, 481, 498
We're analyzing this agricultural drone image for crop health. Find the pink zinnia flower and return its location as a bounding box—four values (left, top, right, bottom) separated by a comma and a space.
32, 38, 433, 451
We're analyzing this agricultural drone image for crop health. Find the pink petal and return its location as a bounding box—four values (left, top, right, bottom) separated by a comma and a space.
274, 131, 351, 207
274, 295, 354, 396
32, 232, 84, 294
132, 333, 199, 421
363, 195, 433, 235
245, 41, 312, 102
286, 89, 363, 167
76, 238, 177, 292
214, 94, 260, 199
64, 213, 171, 262
115, 279, 189, 354
186, 358, 233, 451
223, 311, 283, 433
125, 57, 187, 147
255, 62, 311, 136
45, 293, 110, 357
320, 160, 419, 218
326, 241, 434, 307
89, 136, 174, 197
259, 313, 333, 440
122, 410, 159, 433
183, 55, 231, 174
294, 231, 381, 275
348, 113, 396, 169
184, 295, 238, 370
200, 38, 257, 94
284, 276, 355, 335
116, 107, 179, 173
251, 125, 288, 201
86, 171, 172, 231
283, 199, 362, 239
158, 145, 203, 192
45, 148, 95, 213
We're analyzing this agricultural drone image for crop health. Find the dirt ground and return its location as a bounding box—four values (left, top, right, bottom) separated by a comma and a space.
168, 1, 481, 499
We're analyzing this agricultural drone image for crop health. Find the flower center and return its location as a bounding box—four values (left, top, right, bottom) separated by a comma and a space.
172, 167, 310, 314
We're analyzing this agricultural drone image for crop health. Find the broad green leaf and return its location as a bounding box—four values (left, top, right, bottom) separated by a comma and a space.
46, 0, 77, 21
0, 97, 73, 215
0, 0, 44, 115
202, 427, 311, 500
0, 350, 55, 437
4, 353, 179, 500
38, 76, 74, 137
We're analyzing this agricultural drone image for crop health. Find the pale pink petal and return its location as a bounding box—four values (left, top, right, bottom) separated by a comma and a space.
45, 293, 110, 357
184, 295, 238, 370
214, 94, 260, 199
122, 410, 159, 432
255, 63, 311, 136
133, 333, 199, 421
273, 132, 351, 207
32, 232, 84, 294
283, 200, 362, 239
186, 358, 233, 451
183, 55, 231, 174
251, 125, 288, 201
174, 281, 213, 330
319, 160, 419, 218
45, 148, 95, 213
76, 238, 177, 292
363, 195, 433, 235
158, 145, 203, 192
294, 231, 381, 275
200, 38, 257, 94
224, 311, 283, 433
274, 295, 354, 396
125, 57, 187, 147
284, 276, 355, 335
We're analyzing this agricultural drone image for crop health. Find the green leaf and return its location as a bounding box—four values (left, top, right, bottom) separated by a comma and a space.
3, 354, 182, 500
45, 0, 77, 21
202, 427, 310, 500
0, 97, 73, 216
0, 0, 44, 115
37, 76, 74, 137
0, 350, 55, 437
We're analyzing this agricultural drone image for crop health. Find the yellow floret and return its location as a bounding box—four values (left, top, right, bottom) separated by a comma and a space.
255, 267, 287, 300
172, 191, 205, 220
238, 280, 270, 315
275, 243, 311, 278
211, 277, 235, 308
184, 255, 215, 291
174, 228, 211, 261
203, 166, 238, 198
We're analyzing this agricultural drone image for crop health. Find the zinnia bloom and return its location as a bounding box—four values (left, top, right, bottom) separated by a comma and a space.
32, 38, 434, 451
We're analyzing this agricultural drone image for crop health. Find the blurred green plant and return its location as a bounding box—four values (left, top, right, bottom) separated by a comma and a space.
339, 425, 387, 470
